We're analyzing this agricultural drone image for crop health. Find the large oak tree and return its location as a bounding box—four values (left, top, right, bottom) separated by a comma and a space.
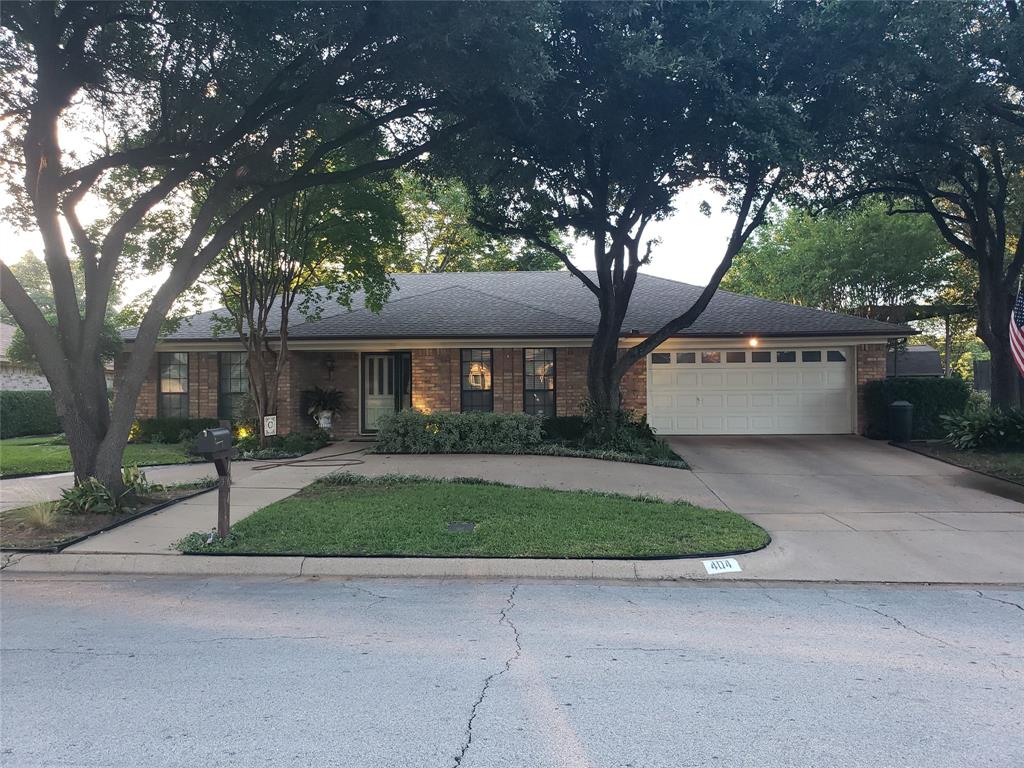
0, 1, 544, 488
454, 1, 856, 414
808, 0, 1023, 405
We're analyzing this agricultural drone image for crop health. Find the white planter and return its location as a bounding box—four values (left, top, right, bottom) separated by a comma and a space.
316, 411, 333, 430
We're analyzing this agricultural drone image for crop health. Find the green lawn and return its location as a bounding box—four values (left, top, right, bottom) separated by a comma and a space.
178, 474, 768, 558
0, 435, 193, 478
910, 442, 1024, 485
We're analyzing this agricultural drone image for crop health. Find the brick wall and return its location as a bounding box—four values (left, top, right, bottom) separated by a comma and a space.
285, 350, 359, 436
119, 343, 651, 435
856, 343, 888, 435
117, 352, 159, 419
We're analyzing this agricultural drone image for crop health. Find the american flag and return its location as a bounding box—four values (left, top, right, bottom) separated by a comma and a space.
1011, 286, 1024, 377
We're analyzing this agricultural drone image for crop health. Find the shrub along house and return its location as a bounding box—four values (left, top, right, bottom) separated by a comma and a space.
118, 271, 909, 437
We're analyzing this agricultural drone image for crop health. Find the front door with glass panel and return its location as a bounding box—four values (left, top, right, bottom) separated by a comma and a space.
362, 352, 412, 432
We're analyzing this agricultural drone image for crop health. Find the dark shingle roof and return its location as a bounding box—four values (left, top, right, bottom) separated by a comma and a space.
887, 344, 943, 377
129, 271, 911, 342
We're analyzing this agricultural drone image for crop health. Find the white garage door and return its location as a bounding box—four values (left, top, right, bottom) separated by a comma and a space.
647, 347, 854, 435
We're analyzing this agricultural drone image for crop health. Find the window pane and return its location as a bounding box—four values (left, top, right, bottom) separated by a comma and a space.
751, 351, 771, 363
524, 391, 554, 418
726, 351, 746, 363
676, 352, 696, 364
524, 348, 555, 390
218, 352, 249, 420
802, 350, 822, 363
701, 351, 721, 364
158, 353, 189, 417
651, 352, 671, 364
827, 350, 847, 362
776, 351, 796, 363
461, 349, 493, 412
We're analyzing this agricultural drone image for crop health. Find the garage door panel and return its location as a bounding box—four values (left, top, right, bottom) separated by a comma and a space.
649, 347, 853, 435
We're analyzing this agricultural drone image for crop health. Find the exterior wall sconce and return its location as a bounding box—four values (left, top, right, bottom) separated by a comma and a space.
748, 337, 759, 347
322, 354, 336, 380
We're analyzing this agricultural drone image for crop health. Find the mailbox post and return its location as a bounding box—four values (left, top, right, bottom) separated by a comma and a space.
192, 426, 234, 538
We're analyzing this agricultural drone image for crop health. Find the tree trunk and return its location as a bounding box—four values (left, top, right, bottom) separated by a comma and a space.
586, 331, 622, 414
989, 334, 1020, 408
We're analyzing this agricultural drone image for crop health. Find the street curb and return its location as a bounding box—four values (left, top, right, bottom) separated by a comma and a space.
0, 552, 719, 580
4, 552, 1023, 585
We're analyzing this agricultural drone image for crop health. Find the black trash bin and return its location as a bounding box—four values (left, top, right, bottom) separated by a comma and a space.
888, 400, 914, 443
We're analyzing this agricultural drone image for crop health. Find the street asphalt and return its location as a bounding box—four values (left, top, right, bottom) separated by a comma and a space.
1, 576, 1021, 767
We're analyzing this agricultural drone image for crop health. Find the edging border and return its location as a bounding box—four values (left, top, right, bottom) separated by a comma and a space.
893, 441, 1024, 489
0, 484, 217, 555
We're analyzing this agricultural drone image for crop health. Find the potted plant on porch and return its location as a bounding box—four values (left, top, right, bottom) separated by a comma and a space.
307, 387, 343, 431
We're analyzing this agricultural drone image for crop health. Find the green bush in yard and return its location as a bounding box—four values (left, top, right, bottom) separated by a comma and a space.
375, 410, 543, 454
237, 428, 331, 459
862, 376, 972, 440
942, 406, 1024, 451
0, 390, 61, 438
131, 417, 219, 445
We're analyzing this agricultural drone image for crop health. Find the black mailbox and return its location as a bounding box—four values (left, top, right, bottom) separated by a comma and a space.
193, 427, 232, 458
192, 426, 234, 538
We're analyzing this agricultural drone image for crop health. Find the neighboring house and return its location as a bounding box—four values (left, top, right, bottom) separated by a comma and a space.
886, 344, 943, 378
0, 321, 51, 391
118, 272, 909, 436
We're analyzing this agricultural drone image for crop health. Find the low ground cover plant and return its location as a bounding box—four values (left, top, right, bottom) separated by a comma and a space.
234, 428, 331, 460
942, 405, 1024, 451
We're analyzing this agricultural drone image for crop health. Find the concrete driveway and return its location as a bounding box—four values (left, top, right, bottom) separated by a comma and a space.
669, 435, 1024, 583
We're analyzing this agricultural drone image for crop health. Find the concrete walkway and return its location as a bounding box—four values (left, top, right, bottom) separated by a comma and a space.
3, 437, 1023, 583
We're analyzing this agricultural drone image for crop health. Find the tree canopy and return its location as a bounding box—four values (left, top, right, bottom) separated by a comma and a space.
0, 1, 547, 487
452, 1, 847, 411
389, 173, 562, 273
722, 199, 956, 313
804, 0, 1023, 403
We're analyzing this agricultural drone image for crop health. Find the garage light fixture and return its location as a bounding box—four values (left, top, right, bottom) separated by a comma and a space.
748, 337, 759, 347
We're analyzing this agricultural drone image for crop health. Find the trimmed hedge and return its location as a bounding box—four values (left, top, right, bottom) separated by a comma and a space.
375, 410, 543, 454
131, 417, 220, 444
0, 390, 61, 438
863, 376, 972, 440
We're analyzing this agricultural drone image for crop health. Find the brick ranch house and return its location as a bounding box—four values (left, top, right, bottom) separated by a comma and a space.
118, 271, 909, 437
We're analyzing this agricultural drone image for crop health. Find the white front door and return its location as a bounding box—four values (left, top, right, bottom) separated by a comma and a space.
647, 347, 855, 435
363, 354, 395, 431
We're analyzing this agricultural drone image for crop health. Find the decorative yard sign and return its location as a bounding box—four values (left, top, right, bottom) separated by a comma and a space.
703, 558, 742, 575
263, 415, 277, 437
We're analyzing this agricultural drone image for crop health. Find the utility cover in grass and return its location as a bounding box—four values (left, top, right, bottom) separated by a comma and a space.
177, 474, 769, 559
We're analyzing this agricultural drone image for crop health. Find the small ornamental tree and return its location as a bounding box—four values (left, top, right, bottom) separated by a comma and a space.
206, 179, 401, 447
453, 2, 853, 416
0, 1, 545, 488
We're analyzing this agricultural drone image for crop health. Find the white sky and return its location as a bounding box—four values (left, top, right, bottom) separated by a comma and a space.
1, 183, 734, 314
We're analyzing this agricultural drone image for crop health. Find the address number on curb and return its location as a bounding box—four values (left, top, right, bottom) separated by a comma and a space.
703, 558, 742, 575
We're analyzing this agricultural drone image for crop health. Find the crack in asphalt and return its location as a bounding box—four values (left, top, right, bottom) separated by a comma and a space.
346, 583, 391, 606
0, 553, 26, 571
451, 584, 521, 768
824, 591, 957, 649
4, 648, 137, 657
976, 590, 1024, 613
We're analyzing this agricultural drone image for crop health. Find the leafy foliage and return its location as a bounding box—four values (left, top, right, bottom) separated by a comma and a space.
391, 173, 563, 273
56, 466, 161, 516
0, 390, 62, 438
722, 198, 956, 312
374, 411, 544, 454
862, 377, 972, 440
943, 407, 1024, 452
236, 429, 330, 460
306, 387, 344, 416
